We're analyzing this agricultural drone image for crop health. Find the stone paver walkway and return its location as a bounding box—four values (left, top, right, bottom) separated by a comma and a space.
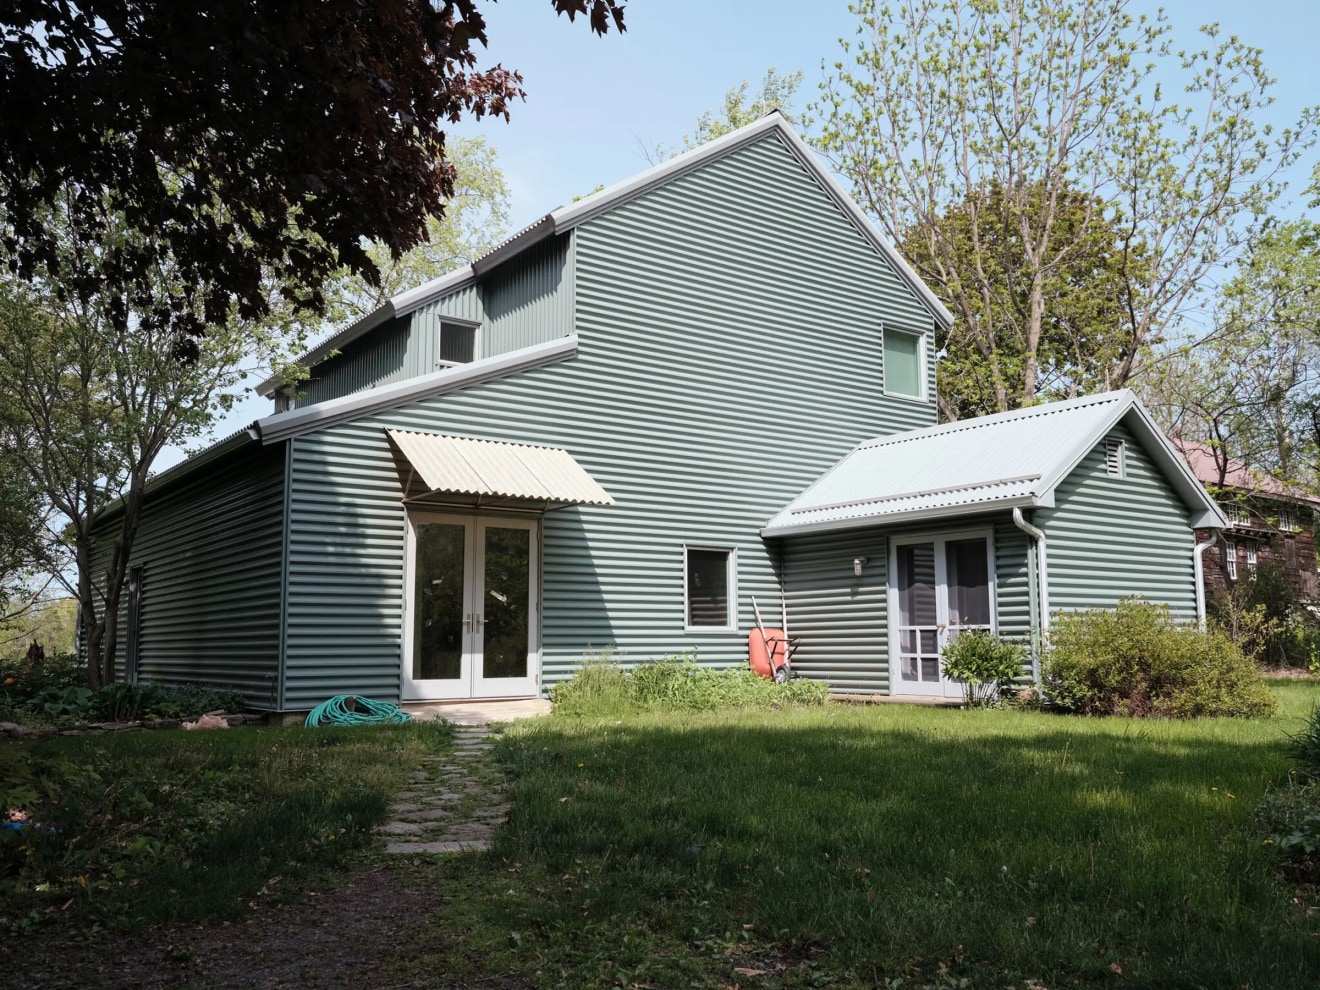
379, 722, 510, 855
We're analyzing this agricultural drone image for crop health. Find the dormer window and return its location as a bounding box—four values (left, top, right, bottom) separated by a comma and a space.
438, 319, 478, 365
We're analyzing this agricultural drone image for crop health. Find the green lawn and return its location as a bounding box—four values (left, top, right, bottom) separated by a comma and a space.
415, 679, 1320, 989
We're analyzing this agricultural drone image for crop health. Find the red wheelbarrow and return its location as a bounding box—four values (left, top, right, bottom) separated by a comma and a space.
748, 597, 800, 682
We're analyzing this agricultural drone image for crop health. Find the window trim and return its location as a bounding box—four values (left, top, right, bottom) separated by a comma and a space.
1225, 540, 1238, 581
683, 544, 739, 634
1279, 508, 1296, 532
882, 325, 927, 402
436, 316, 482, 368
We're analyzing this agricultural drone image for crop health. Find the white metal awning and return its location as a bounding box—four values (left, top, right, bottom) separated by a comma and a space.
386, 429, 614, 507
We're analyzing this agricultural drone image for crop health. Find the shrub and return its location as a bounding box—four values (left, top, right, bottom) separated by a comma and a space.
939, 630, 1028, 707
551, 652, 828, 718
1210, 558, 1320, 668
1044, 599, 1278, 718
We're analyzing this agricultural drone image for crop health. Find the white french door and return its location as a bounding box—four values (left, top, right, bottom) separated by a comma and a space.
889, 530, 996, 698
401, 513, 540, 700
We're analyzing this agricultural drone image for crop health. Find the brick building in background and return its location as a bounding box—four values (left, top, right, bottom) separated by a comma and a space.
1176, 441, 1320, 601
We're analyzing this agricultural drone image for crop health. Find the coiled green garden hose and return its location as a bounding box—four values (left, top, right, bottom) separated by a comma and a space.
304, 695, 412, 727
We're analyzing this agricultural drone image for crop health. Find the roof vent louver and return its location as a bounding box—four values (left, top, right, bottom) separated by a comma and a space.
1105, 438, 1126, 479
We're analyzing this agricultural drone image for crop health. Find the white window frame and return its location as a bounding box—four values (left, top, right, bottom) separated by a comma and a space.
1227, 504, 1249, 526
882, 326, 927, 402
1104, 438, 1126, 479
683, 544, 738, 633
1279, 508, 1296, 532
1225, 540, 1238, 581
435, 317, 482, 368
1246, 542, 1258, 574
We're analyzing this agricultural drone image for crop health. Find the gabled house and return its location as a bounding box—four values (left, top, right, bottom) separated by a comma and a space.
90, 114, 1225, 710
1175, 441, 1320, 599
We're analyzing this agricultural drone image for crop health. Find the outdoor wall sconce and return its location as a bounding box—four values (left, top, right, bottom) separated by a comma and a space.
853, 556, 868, 577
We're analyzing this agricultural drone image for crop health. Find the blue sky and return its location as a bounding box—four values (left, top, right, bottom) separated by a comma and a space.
171, 0, 1318, 466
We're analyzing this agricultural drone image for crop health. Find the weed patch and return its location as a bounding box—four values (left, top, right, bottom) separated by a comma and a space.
0, 719, 453, 932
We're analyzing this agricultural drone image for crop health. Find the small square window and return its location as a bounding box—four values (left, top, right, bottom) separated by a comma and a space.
883, 327, 924, 399
684, 546, 736, 631
1104, 438, 1126, 479
439, 321, 477, 364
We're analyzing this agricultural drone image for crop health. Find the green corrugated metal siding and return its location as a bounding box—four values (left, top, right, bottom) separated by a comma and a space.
1037, 422, 1197, 619
407, 283, 484, 370
88, 442, 287, 707
780, 514, 1033, 694
294, 239, 573, 410
781, 529, 891, 693
298, 316, 409, 406
481, 234, 573, 354
281, 130, 938, 706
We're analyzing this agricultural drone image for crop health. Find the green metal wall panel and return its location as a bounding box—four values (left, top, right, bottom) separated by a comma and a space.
481, 234, 573, 354
88, 442, 287, 707
281, 130, 939, 706
294, 238, 572, 410
1037, 422, 1197, 619
780, 514, 1032, 694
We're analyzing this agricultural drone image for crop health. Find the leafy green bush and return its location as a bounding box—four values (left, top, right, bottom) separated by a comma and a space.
939, 630, 1027, 707
1045, 599, 1277, 718
551, 653, 828, 718
1210, 558, 1320, 668
0, 651, 85, 714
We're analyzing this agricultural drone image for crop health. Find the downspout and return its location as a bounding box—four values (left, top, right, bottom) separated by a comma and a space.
1012, 507, 1048, 691
1193, 530, 1218, 632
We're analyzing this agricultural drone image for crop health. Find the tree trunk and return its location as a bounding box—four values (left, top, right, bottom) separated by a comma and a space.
1021, 273, 1045, 405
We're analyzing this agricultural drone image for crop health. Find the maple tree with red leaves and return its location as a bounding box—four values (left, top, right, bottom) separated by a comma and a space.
0, 1, 625, 346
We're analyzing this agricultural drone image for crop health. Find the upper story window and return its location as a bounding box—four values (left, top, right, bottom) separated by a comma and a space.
1279, 508, 1297, 532
883, 327, 924, 400
1104, 438, 1126, 479
1226, 504, 1250, 527
439, 320, 478, 365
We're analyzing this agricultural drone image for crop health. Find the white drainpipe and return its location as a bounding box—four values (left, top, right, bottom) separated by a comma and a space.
1012, 507, 1048, 690
1193, 530, 1219, 632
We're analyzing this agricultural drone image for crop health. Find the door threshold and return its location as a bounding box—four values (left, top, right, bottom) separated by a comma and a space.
401, 698, 553, 726
831, 692, 964, 707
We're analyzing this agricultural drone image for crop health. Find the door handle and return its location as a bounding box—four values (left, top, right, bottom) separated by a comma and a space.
474, 613, 484, 630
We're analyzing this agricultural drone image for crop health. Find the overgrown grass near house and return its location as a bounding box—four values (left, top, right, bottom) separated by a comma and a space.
550, 654, 829, 717
408, 678, 1320, 989
0, 720, 452, 932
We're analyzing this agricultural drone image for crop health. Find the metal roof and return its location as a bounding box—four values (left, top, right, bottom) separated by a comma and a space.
763, 390, 1227, 536
255, 112, 953, 397
387, 430, 614, 507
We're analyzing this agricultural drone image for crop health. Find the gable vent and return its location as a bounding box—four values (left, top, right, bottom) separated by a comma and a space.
1104, 438, 1126, 479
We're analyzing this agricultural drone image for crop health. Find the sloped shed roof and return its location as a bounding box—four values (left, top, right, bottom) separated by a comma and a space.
763, 390, 1227, 536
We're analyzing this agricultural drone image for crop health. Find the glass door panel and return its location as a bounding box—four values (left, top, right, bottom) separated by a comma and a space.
473, 519, 538, 698
480, 526, 531, 680
412, 522, 468, 681
895, 542, 941, 687
402, 516, 476, 701
891, 534, 996, 697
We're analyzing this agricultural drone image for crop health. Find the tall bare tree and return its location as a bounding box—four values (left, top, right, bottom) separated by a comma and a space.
814, 0, 1315, 416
